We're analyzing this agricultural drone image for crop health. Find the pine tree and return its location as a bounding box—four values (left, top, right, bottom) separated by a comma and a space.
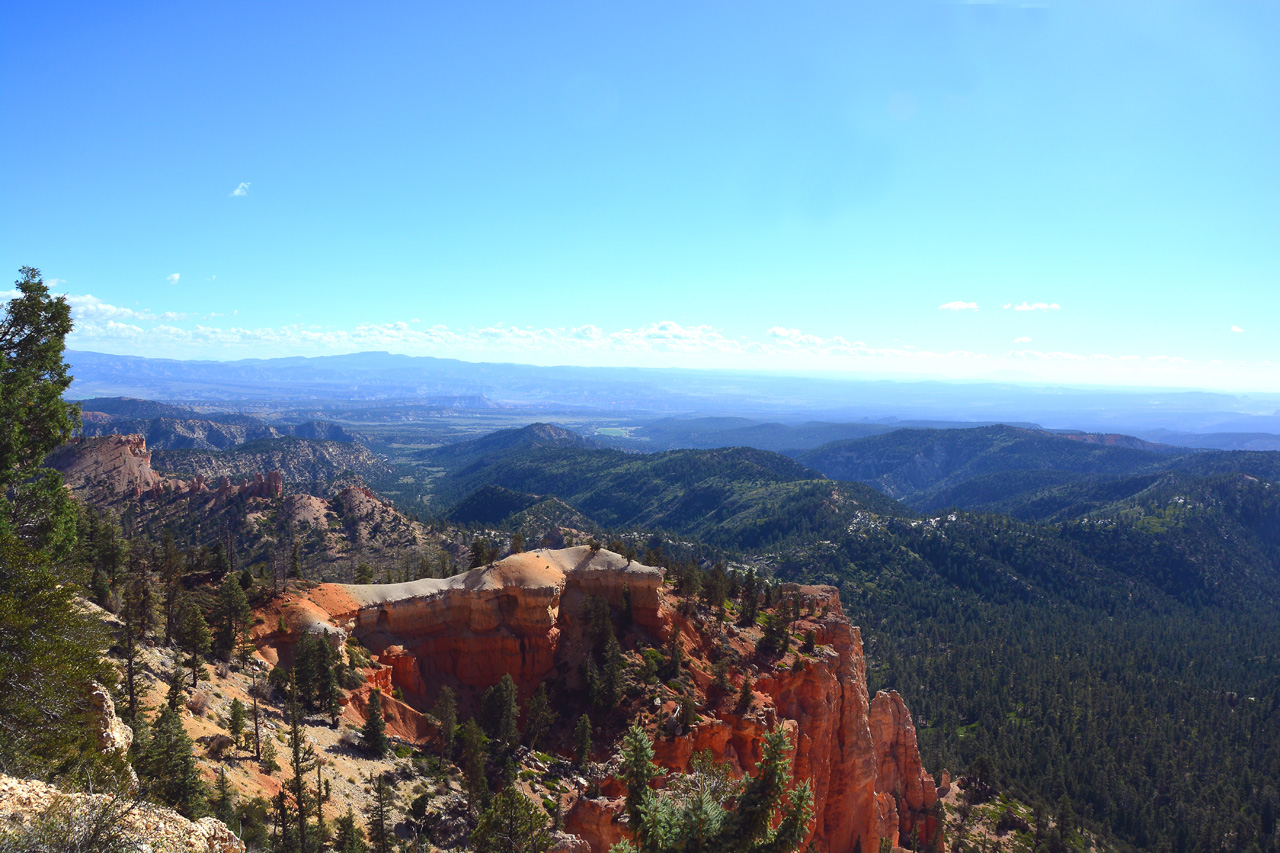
334, 805, 368, 853
456, 719, 489, 811
229, 697, 247, 749
619, 724, 657, 841
142, 705, 207, 819
176, 600, 211, 687
0, 270, 117, 774
214, 766, 235, 826
663, 627, 684, 678
366, 773, 394, 853
481, 673, 520, 751
574, 714, 592, 768
167, 665, 187, 710
212, 569, 252, 660
363, 689, 389, 757
471, 786, 552, 853
737, 676, 754, 713
434, 685, 458, 753
286, 677, 318, 853
522, 683, 557, 751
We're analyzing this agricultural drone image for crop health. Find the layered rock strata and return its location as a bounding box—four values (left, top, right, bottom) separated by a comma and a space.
267, 547, 935, 853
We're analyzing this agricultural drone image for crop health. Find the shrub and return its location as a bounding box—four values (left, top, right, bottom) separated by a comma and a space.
186, 691, 212, 716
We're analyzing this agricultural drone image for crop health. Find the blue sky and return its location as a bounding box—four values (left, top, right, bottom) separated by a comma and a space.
3, 1, 1278, 389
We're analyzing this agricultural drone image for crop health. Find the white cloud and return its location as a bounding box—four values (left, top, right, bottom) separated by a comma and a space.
1231, 325, 1244, 333
42, 295, 1280, 392
1009, 301, 1060, 311
230, 182, 250, 197
938, 301, 979, 311
46, 278, 67, 288
165, 273, 180, 286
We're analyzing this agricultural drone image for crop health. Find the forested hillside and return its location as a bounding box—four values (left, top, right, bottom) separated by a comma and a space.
429, 434, 1280, 852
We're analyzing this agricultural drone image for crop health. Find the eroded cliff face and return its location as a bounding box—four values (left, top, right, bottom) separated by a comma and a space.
290, 547, 663, 705
262, 547, 936, 853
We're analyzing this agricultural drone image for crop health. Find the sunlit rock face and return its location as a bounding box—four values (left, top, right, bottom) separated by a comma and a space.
262, 548, 936, 853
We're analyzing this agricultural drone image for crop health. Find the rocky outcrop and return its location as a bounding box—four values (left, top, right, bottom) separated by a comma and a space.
287, 547, 663, 704
46, 434, 163, 497
262, 550, 933, 853
47, 434, 286, 504
89, 682, 133, 758
869, 690, 940, 847
0, 774, 244, 852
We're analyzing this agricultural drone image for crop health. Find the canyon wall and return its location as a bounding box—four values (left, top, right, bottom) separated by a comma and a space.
267, 547, 937, 853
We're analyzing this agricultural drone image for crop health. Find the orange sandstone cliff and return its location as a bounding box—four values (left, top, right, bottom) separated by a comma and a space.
260, 547, 938, 853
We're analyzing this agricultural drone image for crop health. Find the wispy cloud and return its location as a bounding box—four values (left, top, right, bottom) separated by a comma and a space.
1231, 325, 1245, 333
1006, 301, 1060, 311
1014, 336, 1032, 343
230, 182, 250, 197
938, 301, 979, 311
165, 273, 180, 286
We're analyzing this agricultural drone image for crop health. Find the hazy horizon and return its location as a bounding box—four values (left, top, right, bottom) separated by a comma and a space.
5, 2, 1278, 390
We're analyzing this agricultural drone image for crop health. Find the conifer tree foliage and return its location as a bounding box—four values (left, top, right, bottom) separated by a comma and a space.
522, 683, 557, 751
0, 267, 80, 556
333, 805, 369, 853
365, 773, 394, 853
574, 714, 592, 768
456, 718, 490, 810
285, 677, 319, 853
140, 705, 207, 819
612, 726, 812, 853
212, 570, 252, 661
481, 673, 520, 751
176, 600, 211, 687
362, 689, 389, 757
0, 268, 116, 778
471, 786, 552, 853
434, 685, 458, 753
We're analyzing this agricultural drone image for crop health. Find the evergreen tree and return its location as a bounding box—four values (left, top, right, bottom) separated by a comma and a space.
472, 786, 552, 853
456, 719, 489, 811
334, 806, 368, 853
286, 676, 318, 853
214, 766, 236, 827
481, 673, 520, 751
662, 627, 684, 679
0, 269, 118, 776
166, 665, 187, 711
366, 773, 394, 853
142, 705, 207, 819
737, 676, 754, 713
619, 724, 658, 842
212, 569, 252, 660
612, 726, 812, 853
434, 685, 458, 753
229, 697, 247, 748
0, 267, 79, 558
574, 714, 592, 768
176, 600, 211, 687
522, 683, 557, 751
362, 689, 389, 757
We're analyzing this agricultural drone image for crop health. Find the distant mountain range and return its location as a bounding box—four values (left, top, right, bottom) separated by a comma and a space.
66, 349, 1280, 438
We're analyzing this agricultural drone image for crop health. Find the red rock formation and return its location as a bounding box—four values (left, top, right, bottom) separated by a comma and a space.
46, 434, 164, 496
869, 690, 940, 847
259, 552, 935, 853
